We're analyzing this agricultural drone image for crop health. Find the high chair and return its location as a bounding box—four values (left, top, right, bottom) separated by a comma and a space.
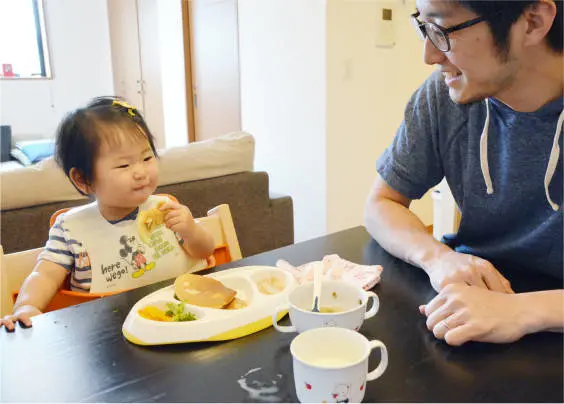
0, 203, 242, 316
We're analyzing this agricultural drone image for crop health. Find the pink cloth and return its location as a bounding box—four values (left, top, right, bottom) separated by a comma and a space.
276, 254, 383, 290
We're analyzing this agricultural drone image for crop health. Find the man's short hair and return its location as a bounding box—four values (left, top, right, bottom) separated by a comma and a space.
457, 0, 563, 56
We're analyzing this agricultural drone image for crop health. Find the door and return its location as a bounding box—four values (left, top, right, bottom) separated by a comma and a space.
136, 0, 166, 147
189, 0, 241, 141
107, 0, 144, 110
107, 0, 168, 148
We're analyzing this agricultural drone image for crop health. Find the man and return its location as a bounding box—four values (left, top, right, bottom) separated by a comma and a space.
365, 0, 563, 346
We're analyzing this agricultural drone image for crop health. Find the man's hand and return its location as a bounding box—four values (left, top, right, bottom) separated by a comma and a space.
420, 284, 530, 346
160, 201, 197, 239
1, 305, 42, 332
426, 251, 513, 293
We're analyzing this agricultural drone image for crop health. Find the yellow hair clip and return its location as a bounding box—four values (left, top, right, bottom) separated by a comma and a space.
112, 100, 137, 117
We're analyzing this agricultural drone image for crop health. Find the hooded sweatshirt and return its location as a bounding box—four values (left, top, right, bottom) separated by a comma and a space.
377, 71, 563, 279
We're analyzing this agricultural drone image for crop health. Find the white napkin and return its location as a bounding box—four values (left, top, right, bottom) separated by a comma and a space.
276, 254, 383, 290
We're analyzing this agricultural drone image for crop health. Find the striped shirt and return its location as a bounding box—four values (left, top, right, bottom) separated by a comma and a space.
39, 212, 95, 292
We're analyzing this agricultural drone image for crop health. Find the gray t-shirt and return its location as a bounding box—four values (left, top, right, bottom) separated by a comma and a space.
377, 71, 563, 279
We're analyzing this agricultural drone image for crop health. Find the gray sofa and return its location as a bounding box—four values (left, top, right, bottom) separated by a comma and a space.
1, 171, 293, 256
0, 133, 294, 257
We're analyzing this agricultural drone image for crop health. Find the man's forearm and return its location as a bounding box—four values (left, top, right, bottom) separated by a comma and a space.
519, 290, 564, 334
364, 197, 452, 274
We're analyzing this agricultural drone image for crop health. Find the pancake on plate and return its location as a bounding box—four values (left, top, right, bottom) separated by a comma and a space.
224, 297, 248, 310
174, 273, 237, 309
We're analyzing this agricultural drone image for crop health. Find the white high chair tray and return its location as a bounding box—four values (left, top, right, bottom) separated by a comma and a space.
122, 266, 297, 346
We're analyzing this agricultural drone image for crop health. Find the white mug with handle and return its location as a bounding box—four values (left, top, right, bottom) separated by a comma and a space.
272, 280, 379, 333
291, 327, 388, 403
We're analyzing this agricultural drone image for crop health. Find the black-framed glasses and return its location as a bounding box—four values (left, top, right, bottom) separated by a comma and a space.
410, 11, 498, 52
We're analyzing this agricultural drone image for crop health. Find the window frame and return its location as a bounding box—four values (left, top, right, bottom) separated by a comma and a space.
0, 0, 53, 80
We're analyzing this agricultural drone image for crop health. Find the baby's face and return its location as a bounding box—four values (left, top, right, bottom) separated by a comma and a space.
93, 135, 158, 215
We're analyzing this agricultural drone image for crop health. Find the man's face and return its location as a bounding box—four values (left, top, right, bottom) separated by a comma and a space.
416, 0, 520, 104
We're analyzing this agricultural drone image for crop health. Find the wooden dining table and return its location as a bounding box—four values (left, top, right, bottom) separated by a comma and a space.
1, 226, 562, 402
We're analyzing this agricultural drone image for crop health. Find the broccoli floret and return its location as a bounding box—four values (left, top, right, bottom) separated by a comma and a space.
173, 311, 197, 322
165, 302, 196, 322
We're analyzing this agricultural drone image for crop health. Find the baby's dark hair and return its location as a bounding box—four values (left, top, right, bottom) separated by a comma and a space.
55, 96, 158, 195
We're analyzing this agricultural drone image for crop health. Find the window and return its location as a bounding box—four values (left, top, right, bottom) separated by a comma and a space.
0, 0, 51, 79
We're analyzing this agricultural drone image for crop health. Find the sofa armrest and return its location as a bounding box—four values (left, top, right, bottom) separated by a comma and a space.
268, 194, 294, 251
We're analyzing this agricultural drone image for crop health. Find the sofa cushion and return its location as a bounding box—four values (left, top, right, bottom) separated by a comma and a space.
158, 131, 254, 188
1, 132, 255, 211
2, 157, 84, 211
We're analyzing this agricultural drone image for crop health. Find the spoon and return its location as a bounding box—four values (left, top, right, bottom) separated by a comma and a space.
311, 261, 323, 312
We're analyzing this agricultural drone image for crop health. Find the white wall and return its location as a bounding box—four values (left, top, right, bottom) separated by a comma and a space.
239, 0, 435, 243
238, 0, 327, 242
326, 0, 435, 233
0, 0, 114, 141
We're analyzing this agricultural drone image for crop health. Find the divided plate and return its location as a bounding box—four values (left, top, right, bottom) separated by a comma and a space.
122, 266, 296, 345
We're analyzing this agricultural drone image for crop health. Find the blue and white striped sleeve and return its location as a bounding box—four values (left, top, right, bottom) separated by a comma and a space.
38, 215, 75, 271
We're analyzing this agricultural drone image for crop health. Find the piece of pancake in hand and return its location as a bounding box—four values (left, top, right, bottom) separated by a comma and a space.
174, 274, 236, 308
138, 202, 167, 244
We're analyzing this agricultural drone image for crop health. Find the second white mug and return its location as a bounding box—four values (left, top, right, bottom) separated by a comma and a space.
272, 280, 379, 333
291, 327, 388, 403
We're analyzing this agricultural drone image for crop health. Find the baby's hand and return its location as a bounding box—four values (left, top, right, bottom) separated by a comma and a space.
1, 305, 42, 332
159, 201, 197, 239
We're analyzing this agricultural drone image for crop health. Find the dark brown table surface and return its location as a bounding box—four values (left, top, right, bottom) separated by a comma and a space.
1, 226, 562, 402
